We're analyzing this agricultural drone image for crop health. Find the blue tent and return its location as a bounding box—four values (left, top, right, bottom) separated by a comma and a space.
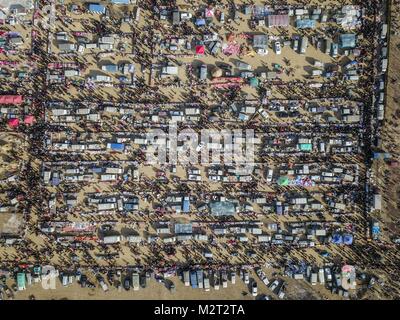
109, 143, 125, 151
340, 34, 356, 49
195, 19, 206, 26
51, 177, 60, 186
296, 19, 316, 29
331, 233, 343, 244
343, 234, 353, 245
88, 3, 106, 14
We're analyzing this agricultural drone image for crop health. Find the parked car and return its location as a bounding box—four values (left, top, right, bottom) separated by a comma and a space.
275, 41, 282, 55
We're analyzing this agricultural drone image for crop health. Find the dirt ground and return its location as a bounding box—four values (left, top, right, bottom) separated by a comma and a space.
373, 0, 400, 242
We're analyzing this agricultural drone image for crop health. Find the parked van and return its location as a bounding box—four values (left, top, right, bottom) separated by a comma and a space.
266, 169, 273, 182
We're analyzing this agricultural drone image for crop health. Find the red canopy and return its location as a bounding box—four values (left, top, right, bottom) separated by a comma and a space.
0, 95, 23, 105
8, 118, 20, 128
195, 45, 205, 55
24, 115, 35, 125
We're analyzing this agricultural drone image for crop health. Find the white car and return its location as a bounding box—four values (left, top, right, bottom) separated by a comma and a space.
251, 281, 258, 297
275, 41, 282, 55
243, 271, 250, 284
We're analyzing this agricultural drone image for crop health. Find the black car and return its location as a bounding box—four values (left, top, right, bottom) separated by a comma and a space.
140, 274, 147, 288
123, 276, 131, 291
79, 274, 88, 288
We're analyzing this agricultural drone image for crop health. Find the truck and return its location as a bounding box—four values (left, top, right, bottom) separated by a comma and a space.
213, 271, 220, 290
311, 272, 318, 285
190, 270, 198, 288
381, 59, 388, 73
230, 270, 236, 284
204, 275, 210, 291
197, 270, 204, 289
132, 272, 139, 291
221, 270, 228, 288
183, 270, 190, 286
331, 43, 339, 58
318, 268, 325, 284
97, 275, 109, 292
325, 39, 332, 55
381, 24, 388, 39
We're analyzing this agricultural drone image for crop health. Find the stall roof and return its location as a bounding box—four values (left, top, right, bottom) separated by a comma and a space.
253, 34, 268, 49
340, 33, 356, 49
267, 14, 289, 27
210, 201, 236, 216
0, 95, 23, 105
296, 19, 316, 29
174, 223, 193, 234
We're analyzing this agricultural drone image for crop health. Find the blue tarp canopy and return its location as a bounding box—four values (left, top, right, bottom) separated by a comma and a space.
343, 234, 353, 245
182, 199, 190, 213
372, 225, 381, 234
296, 19, 316, 29
209, 201, 236, 216
109, 143, 125, 151
331, 233, 343, 244
373, 152, 391, 159
88, 3, 106, 14
195, 19, 206, 26
340, 33, 356, 49
111, 0, 130, 4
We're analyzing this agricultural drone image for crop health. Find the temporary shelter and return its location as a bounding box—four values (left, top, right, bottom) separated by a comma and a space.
0, 95, 23, 104
24, 115, 35, 125
8, 118, 19, 128
267, 14, 289, 27
88, 3, 106, 14
195, 45, 205, 55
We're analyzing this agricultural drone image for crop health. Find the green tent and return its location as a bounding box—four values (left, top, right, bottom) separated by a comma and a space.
299, 143, 312, 151
277, 176, 289, 186
17, 273, 26, 291
249, 77, 259, 88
